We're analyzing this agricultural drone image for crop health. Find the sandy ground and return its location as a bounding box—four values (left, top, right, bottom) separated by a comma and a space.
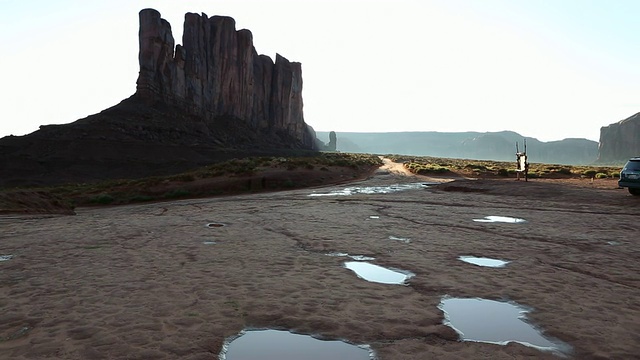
1, 159, 639, 359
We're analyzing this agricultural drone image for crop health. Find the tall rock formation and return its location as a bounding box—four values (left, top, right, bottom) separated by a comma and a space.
136, 8, 315, 149
598, 112, 640, 163
0, 8, 321, 188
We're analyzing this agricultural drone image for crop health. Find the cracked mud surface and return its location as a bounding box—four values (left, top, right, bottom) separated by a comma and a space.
1, 160, 639, 359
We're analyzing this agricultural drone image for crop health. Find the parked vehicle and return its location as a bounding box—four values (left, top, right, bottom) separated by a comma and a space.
619, 157, 640, 195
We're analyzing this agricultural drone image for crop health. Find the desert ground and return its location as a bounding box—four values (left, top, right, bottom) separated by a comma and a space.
1, 159, 639, 359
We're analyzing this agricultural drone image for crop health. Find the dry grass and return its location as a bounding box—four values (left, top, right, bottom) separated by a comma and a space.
386, 155, 621, 180
0, 153, 382, 212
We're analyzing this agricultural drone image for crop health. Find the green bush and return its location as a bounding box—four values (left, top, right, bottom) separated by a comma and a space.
129, 195, 154, 202
595, 172, 609, 179
467, 164, 487, 171
172, 174, 196, 182
416, 165, 449, 174
89, 194, 114, 204
164, 189, 190, 198
583, 170, 598, 178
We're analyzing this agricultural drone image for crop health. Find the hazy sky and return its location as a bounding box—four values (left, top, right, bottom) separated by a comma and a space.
1, 0, 639, 142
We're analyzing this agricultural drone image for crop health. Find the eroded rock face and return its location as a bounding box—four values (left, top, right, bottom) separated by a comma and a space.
136, 8, 315, 149
598, 113, 640, 163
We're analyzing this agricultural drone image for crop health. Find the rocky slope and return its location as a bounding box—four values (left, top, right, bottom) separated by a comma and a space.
598, 112, 640, 163
0, 9, 318, 188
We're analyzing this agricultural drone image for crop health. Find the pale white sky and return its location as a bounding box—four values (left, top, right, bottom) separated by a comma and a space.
1, 0, 638, 141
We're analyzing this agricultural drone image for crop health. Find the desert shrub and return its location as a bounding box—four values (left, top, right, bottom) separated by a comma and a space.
201, 170, 225, 178
171, 174, 196, 182
595, 172, 609, 179
467, 164, 487, 171
497, 168, 509, 177
555, 168, 572, 175
226, 158, 258, 175
415, 165, 449, 174
135, 177, 163, 186
583, 170, 598, 178
129, 195, 154, 202
164, 189, 190, 198
89, 194, 114, 204
257, 157, 273, 166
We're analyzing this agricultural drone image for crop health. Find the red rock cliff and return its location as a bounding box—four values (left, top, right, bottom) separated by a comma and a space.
598, 112, 640, 163
136, 8, 316, 149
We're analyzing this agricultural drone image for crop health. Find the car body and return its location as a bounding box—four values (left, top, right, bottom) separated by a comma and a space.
619, 157, 640, 195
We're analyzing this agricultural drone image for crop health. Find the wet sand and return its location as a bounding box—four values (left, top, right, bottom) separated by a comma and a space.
1, 161, 639, 359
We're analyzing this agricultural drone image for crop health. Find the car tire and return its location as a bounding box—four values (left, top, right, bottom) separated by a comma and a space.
628, 188, 640, 196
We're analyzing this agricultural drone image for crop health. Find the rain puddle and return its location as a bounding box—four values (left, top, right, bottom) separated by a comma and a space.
326, 253, 375, 261
203, 241, 216, 245
369, 216, 380, 219
0, 255, 13, 262
473, 216, 527, 224
389, 236, 410, 243
220, 329, 373, 360
344, 261, 414, 285
458, 256, 509, 268
206, 222, 226, 228
607, 241, 620, 246
308, 182, 431, 196
439, 297, 571, 355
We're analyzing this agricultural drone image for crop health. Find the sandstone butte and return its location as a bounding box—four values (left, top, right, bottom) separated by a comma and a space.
136, 8, 315, 149
598, 112, 640, 163
0, 9, 323, 188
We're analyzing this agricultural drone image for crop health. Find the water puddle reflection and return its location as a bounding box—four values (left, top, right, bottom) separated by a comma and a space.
344, 261, 414, 285
326, 253, 375, 261
309, 182, 432, 196
220, 329, 372, 360
203, 241, 216, 245
439, 297, 571, 355
473, 216, 527, 223
389, 236, 410, 243
458, 256, 509, 268
206, 222, 226, 228
0, 255, 13, 261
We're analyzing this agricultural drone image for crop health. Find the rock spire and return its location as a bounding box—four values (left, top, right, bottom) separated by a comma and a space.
136, 8, 315, 149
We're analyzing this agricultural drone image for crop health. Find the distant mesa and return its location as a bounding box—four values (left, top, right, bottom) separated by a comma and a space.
598, 112, 640, 163
0, 8, 319, 187
316, 131, 600, 165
